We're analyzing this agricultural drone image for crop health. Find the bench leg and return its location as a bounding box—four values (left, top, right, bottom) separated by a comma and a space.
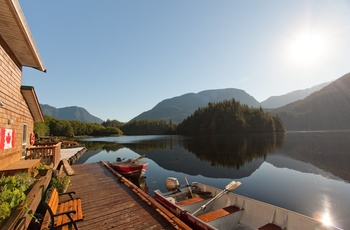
64, 213, 78, 230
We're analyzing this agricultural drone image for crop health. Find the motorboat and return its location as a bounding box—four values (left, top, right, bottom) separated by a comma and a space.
154, 177, 340, 230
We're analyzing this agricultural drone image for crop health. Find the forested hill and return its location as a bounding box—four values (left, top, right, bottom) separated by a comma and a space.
132, 88, 260, 124
177, 99, 285, 134
40, 104, 103, 123
274, 72, 350, 131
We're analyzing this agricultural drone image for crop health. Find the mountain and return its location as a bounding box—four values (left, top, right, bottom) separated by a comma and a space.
261, 82, 330, 109
40, 104, 104, 123
274, 72, 350, 130
131, 88, 260, 124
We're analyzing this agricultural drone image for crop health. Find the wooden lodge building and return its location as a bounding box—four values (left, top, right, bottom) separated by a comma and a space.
0, 2, 190, 230
0, 1, 66, 229
0, 0, 46, 170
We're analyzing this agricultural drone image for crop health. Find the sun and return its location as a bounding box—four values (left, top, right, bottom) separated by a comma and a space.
288, 32, 327, 64
321, 213, 332, 226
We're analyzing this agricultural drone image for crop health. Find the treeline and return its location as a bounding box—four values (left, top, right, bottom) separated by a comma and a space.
34, 116, 175, 137
177, 99, 285, 135
35, 99, 285, 137
121, 119, 176, 135
34, 116, 123, 137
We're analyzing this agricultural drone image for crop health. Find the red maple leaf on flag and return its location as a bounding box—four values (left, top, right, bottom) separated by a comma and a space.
1, 129, 15, 149
6, 131, 12, 144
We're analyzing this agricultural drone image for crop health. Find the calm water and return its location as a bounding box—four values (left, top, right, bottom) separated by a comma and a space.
76, 131, 350, 229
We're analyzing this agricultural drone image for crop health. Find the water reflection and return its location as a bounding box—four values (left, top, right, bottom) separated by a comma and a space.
275, 131, 350, 182
78, 134, 285, 172
135, 176, 149, 194
76, 132, 350, 229
77, 132, 350, 184
183, 134, 285, 169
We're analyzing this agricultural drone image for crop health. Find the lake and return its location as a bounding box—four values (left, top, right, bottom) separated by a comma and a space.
76, 131, 350, 229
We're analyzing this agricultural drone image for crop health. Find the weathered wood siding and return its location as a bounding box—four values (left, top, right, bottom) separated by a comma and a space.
0, 37, 34, 169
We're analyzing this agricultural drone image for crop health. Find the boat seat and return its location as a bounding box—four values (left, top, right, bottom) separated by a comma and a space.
176, 196, 206, 206
258, 223, 283, 230
197, 205, 241, 223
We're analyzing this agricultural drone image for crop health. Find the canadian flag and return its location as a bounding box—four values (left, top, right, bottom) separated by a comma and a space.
0, 128, 15, 150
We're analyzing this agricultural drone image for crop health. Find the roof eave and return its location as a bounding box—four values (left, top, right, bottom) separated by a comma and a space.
1, 0, 46, 72
21, 86, 44, 122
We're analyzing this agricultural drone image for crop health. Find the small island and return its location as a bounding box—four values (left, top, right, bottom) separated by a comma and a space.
177, 99, 285, 135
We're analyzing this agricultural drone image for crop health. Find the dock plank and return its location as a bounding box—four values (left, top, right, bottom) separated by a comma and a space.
62, 159, 75, 175
65, 162, 180, 230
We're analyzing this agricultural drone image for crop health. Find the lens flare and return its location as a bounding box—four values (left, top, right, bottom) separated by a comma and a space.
321, 213, 332, 226
313, 211, 333, 227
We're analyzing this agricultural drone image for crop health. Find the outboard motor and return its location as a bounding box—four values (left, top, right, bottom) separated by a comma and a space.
165, 177, 180, 192
116, 157, 123, 162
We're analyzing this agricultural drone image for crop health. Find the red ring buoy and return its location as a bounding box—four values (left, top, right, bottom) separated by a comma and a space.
30, 133, 35, 145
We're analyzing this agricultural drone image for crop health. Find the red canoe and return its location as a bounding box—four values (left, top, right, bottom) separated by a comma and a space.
108, 160, 148, 180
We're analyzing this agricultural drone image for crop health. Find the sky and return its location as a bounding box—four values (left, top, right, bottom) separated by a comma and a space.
20, 0, 350, 122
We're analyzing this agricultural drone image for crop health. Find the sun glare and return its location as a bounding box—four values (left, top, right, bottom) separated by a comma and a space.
313, 211, 334, 227
321, 213, 332, 226
288, 32, 327, 64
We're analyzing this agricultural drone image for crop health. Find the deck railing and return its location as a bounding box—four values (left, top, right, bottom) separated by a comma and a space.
26, 142, 61, 167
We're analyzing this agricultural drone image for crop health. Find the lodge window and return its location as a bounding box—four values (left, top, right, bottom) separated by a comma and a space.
22, 123, 28, 158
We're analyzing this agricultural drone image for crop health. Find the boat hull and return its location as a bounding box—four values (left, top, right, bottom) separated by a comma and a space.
155, 191, 216, 230
109, 161, 148, 180
154, 182, 340, 230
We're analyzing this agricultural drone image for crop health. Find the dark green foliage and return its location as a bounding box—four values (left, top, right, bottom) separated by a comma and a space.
34, 121, 49, 137
177, 99, 285, 135
93, 127, 123, 136
121, 119, 176, 135
35, 116, 123, 137
48, 118, 74, 137
272, 115, 285, 133
102, 119, 124, 128
0, 173, 35, 221
69, 120, 105, 136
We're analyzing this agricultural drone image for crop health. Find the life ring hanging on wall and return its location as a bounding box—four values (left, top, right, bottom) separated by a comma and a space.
30, 133, 35, 145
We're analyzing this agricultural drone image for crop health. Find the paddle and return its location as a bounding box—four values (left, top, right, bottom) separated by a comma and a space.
129, 154, 146, 164
192, 180, 241, 216
184, 176, 194, 198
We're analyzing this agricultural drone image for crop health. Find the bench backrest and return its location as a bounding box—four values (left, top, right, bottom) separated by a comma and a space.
45, 187, 59, 215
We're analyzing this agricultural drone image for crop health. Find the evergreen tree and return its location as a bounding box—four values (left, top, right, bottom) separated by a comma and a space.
177, 99, 285, 135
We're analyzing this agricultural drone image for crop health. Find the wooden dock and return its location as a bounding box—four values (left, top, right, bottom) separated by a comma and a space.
66, 162, 191, 230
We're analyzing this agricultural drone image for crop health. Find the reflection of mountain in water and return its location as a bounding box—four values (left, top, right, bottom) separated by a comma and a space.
76, 132, 350, 183
136, 146, 264, 179
271, 131, 350, 183
183, 134, 285, 169
77, 135, 285, 179
129, 134, 285, 179
266, 155, 343, 181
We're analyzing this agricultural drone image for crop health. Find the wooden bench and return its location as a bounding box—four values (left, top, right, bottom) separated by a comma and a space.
258, 210, 286, 230
176, 196, 206, 206
197, 205, 241, 222
41, 187, 83, 230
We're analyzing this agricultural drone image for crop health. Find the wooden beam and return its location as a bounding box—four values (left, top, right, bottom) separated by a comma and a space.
62, 159, 75, 176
